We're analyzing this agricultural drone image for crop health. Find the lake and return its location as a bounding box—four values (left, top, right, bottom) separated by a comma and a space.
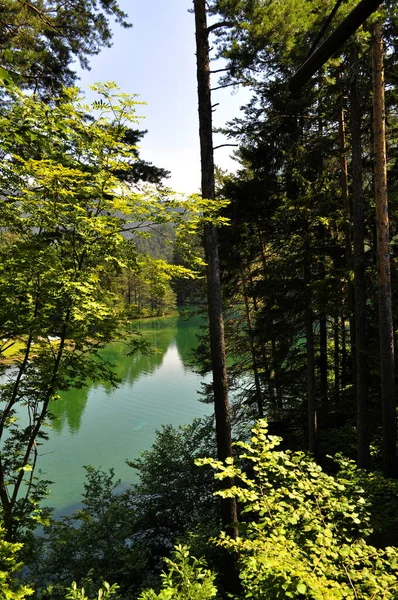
37, 312, 211, 515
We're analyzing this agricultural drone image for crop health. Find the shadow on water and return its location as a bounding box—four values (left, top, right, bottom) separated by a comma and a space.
51, 480, 133, 520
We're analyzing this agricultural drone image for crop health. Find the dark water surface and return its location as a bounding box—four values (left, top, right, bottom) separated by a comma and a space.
39, 312, 211, 514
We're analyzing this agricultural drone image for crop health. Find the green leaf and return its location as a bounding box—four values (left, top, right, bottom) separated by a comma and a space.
296, 582, 307, 594
16, 464, 33, 472
0, 66, 14, 88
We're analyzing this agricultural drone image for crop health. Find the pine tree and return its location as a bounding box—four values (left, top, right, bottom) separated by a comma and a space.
0, 0, 131, 95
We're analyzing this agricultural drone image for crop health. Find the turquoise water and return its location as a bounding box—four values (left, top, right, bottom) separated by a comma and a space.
36, 313, 211, 514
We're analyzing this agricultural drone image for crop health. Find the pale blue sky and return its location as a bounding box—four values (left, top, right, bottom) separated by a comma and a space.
77, 0, 250, 193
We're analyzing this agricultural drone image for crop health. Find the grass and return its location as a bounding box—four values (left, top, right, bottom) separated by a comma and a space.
1, 338, 29, 363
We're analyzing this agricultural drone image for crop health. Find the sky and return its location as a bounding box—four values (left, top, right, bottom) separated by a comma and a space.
76, 0, 250, 194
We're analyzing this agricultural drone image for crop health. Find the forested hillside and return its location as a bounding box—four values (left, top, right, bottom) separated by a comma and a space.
1, 1, 398, 599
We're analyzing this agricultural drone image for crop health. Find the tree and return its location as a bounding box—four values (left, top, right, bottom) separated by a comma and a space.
205, 0, 360, 454
372, 16, 397, 477
349, 45, 370, 469
0, 0, 131, 95
138, 546, 217, 600
197, 420, 398, 599
0, 526, 32, 599
200, 0, 398, 471
193, 0, 238, 537
0, 82, 140, 540
30, 420, 218, 598
0, 83, 201, 541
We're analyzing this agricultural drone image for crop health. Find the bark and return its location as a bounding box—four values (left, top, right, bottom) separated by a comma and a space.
240, 264, 264, 418
338, 75, 356, 389
256, 226, 279, 410
194, 0, 238, 529
304, 260, 317, 455
270, 335, 283, 411
341, 311, 347, 386
338, 90, 351, 267
319, 314, 328, 414
289, 0, 384, 92
334, 315, 340, 403
317, 104, 328, 417
372, 20, 397, 477
350, 48, 370, 469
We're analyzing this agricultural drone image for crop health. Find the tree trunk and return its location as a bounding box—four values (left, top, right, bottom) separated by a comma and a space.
334, 315, 340, 403
319, 314, 328, 415
304, 260, 317, 455
338, 81, 351, 264
240, 264, 264, 418
350, 48, 370, 469
194, 0, 238, 529
338, 75, 356, 391
372, 20, 397, 477
341, 311, 348, 387
255, 227, 279, 411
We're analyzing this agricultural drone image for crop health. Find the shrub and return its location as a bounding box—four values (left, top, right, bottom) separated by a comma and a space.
138, 545, 217, 600
197, 420, 398, 599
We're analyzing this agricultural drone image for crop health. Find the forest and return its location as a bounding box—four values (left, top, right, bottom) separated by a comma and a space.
1, 0, 398, 598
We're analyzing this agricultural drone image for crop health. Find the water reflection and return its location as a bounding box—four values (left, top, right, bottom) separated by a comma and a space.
50, 313, 204, 436
175, 314, 203, 371
38, 312, 210, 512
50, 387, 90, 435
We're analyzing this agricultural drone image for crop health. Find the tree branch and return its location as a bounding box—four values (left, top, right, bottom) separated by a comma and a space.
211, 82, 238, 91
213, 143, 238, 150
207, 20, 234, 34
23, 1, 55, 27
289, 0, 383, 92
210, 68, 231, 74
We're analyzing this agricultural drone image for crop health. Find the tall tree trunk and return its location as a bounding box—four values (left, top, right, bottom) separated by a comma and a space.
350, 48, 370, 469
255, 226, 279, 410
127, 276, 131, 305
338, 81, 351, 264
341, 310, 348, 386
194, 0, 238, 529
338, 75, 356, 391
334, 315, 340, 403
372, 20, 397, 477
319, 313, 328, 415
240, 264, 264, 418
304, 259, 317, 455
317, 99, 328, 419
270, 335, 283, 411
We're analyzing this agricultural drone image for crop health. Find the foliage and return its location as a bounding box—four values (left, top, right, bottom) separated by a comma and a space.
0, 81, 218, 541
30, 419, 218, 598
197, 420, 398, 599
132, 256, 179, 317
65, 581, 120, 600
23, 420, 398, 599
31, 465, 146, 599
138, 545, 217, 600
0, 526, 33, 600
193, 0, 398, 465
0, 81, 144, 540
0, 0, 131, 95
208, 0, 372, 79
336, 457, 398, 548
